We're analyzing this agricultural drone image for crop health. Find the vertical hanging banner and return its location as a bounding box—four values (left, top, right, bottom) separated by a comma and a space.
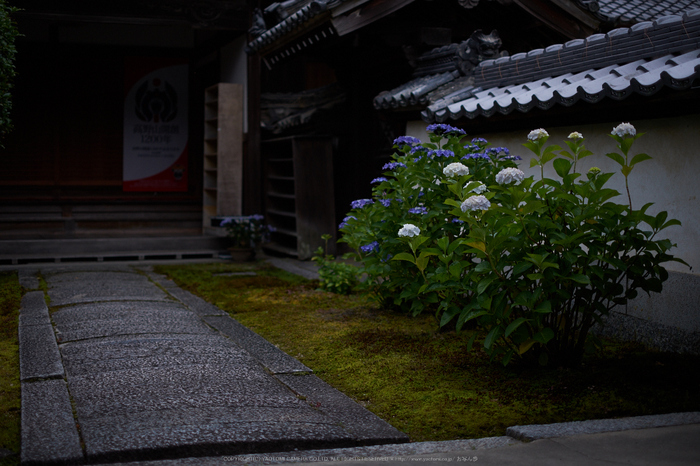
123, 58, 188, 191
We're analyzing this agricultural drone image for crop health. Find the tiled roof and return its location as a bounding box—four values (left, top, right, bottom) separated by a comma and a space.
596, 0, 700, 24
247, 0, 341, 53
421, 9, 700, 122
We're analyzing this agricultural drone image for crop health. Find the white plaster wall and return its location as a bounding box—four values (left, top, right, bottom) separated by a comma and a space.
220, 36, 249, 133
407, 116, 700, 275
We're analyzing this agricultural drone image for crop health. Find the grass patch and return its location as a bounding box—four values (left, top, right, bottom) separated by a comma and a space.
0, 272, 22, 464
156, 261, 700, 442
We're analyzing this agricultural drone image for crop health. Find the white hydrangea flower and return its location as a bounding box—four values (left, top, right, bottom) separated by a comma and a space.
443, 162, 469, 178
527, 128, 549, 141
460, 195, 491, 212
611, 122, 636, 138
495, 167, 525, 185
398, 223, 421, 237
568, 131, 583, 140
466, 181, 487, 194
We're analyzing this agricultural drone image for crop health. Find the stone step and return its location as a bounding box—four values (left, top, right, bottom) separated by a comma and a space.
0, 236, 228, 265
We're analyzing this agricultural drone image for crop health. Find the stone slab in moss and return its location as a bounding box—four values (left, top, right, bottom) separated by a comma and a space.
18, 290, 50, 327
45, 270, 170, 306
18, 324, 63, 381
166, 287, 228, 317
79, 407, 356, 463
51, 301, 214, 342
59, 334, 255, 376
276, 373, 410, 445
203, 314, 312, 374
21, 379, 83, 464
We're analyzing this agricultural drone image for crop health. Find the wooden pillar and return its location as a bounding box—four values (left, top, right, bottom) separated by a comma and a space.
244, 5, 263, 215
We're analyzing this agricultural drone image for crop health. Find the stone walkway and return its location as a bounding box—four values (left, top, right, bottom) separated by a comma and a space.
18, 264, 407, 464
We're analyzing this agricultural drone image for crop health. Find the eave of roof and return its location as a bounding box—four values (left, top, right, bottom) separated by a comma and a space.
421, 9, 700, 123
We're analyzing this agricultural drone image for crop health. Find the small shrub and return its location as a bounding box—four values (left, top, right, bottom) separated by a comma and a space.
341, 124, 687, 367
312, 234, 359, 294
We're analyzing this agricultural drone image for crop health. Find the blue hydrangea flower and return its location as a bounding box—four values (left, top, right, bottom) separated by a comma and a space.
504, 155, 523, 161
382, 161, 407, 171
426, 124, 466, 136
487, 147, 510, 156
463, 144, 480, 152
408, 206, 428, 215
462, 153, 490, 160
351, 199, 374, 209
413, 156, 423, 163
360, 241, 380, 254
381, 254, 393, 263
339, 216, 356, 229
371, 177, 388, 184
410, 146, 429, 154
393, 136, 421, 147
471, 137, 488, 145
428, 149, 455, 158
379, 199, 392, 207
452, 218, 465, 224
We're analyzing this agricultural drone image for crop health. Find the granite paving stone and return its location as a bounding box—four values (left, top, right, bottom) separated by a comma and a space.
18, 290, 51, 327
59, 334, 255, 376
203, 315, 311, 374
51, 301, 214, 342
45, 270, 170, 306
79, 408, 355, 462
17, 268, 40, 290
18, 323, 64, 381
165, 287, 228, 316
21, 379, 84, 465
275, 374, 409, 445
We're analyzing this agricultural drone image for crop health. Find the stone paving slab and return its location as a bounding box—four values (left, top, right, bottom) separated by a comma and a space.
19, 290, 51, 327
45, 270, 170, 306
80, 408, 355, 463
276, 374, 409, 445
59, 334, 254, 376
21, 379, 84, 465
51, 301, 213, 342
203, 315, 311, 374
166, 287, 228, 317
19, 324, 64, 381
506, 411, 700, 441
17, 268, 40, 290
67, 365, 298, 418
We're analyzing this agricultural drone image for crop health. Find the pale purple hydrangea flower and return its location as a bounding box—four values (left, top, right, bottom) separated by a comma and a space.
351, 199, 374, 209
459, 194, 491, 212
611, 122, 636, 138
468, 181, 487, 194
527, 128, 549, 141
461, 195, 491, 212
398, 223, 421, 237
495, 167, 525, 185
443, 162, 469, 178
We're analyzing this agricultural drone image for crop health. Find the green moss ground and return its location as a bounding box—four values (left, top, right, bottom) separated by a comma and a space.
0, 271, 21, 464
156, 261, 700, 442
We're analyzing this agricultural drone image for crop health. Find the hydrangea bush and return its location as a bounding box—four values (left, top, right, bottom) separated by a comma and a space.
340, 123, 686, 367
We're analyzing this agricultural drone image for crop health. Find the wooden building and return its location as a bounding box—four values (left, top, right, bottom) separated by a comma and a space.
4, 0, 689, 262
